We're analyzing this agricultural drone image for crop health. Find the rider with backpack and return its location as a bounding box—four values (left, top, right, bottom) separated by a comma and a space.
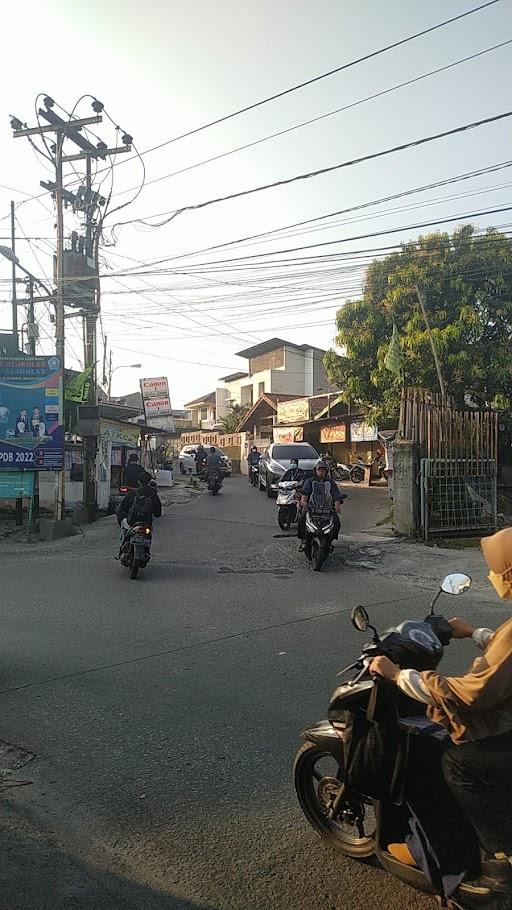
116, 471, 162, 544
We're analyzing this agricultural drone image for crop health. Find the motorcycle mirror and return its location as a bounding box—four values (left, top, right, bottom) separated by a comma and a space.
351, 605, 370, 633
440, 573, 472, 596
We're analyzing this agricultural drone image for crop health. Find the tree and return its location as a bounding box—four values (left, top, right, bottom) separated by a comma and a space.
219, 403, 249, 433
324, 226, 512, 421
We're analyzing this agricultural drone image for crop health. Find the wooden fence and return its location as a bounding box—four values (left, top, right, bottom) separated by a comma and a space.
399, 388, 498, 468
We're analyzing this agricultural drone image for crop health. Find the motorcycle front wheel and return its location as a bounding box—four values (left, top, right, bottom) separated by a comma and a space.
293, 741, 376, 857
351, 467, 364, 484
312, 538, 328, 571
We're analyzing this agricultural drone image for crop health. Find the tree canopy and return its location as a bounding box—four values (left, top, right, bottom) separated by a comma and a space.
219, 403, 249, 433
324, 226, 512, 421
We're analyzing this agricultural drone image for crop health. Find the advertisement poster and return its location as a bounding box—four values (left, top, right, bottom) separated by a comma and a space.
350, 421, 378, 443
140, 377, 172, 419
273, 426, 304, 444
0, 356, 63, 471
100, 418, 140, 448
276, 397, 309, 424
320, 424, 346, 444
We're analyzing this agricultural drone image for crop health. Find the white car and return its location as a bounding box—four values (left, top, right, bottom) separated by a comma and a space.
179, 445, 232, 476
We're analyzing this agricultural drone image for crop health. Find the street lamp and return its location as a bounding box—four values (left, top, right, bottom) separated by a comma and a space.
0, 245, 54, 302
108, 362, 142, 401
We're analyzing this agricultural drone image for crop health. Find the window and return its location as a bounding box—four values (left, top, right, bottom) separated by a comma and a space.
272, 444, 318, 460
200, 408, 208, 421
258, 381, 265, 397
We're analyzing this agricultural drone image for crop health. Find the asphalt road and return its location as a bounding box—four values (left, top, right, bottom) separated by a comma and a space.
0, 477, 506, 910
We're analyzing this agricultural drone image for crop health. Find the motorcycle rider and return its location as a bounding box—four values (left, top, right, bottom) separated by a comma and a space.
281, 457, 306, 484
195, 443, 207, 476
116, 470, 162, 551
122, 452, 143, 488
370, 526, 512, 891
205, 446, 223, 483
247, 445, 261, 483
298, 459, 343, 557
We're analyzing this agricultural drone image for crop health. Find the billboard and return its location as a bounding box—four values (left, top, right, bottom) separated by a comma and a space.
320, 424, 347, 444
140, 377, 172, 420
276, 398, 309, 424
273, 426, 304, 444
0, 356, 63, 471
350, 421, 378, 442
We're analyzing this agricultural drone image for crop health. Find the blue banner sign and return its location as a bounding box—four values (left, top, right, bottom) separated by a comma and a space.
0, 356, 64, 471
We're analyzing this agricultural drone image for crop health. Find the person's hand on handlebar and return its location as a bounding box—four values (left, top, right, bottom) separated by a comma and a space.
369, 655, 400, 682
448, 617, 476, 639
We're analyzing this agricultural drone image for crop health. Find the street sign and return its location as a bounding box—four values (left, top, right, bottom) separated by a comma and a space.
0, 356, 64, 470
140, 377, 172, 419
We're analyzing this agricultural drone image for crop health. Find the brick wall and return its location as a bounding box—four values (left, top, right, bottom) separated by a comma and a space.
249, 347, 284, 374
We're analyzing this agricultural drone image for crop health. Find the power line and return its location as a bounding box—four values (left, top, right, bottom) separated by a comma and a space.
111, 110, 512, 233
123, 161, 512, 266
108, 0, 504, 170
113, 38, 512, 199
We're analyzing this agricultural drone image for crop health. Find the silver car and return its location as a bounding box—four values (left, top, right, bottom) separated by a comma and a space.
258, 443, 319, 496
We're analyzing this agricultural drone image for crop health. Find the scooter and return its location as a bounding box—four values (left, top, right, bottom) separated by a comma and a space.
335, 463, 365, 484
276, 480, 301, 530
293, 573, 511, 909
207, 470, 223, 495
250, 463, 260, 486
303, 503, 337, 571
119, 519, 152, 579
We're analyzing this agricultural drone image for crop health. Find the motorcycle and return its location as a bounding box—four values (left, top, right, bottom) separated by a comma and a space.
250, 463, 260, 486
304, 489, 346, 571
207, 470, 223, 495
276, 480, 301, 530
293, 572, 510, 909
334, 462, 365, 484
119, 520, 152, 579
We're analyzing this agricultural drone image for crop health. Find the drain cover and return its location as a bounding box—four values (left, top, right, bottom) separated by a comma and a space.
0, 740, 35, 772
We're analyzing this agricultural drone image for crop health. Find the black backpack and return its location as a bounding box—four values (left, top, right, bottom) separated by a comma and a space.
127, 488, 154, 525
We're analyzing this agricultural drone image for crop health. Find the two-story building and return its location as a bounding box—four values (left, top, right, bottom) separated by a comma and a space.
184, 391, 218, 430
220, 338, 334, 408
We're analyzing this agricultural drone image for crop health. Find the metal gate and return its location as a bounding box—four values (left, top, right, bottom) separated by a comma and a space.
420, 458, 497, 540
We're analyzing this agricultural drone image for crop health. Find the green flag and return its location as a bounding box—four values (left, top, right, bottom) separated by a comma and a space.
384, 324, 404, 376
65, 365, 93, 403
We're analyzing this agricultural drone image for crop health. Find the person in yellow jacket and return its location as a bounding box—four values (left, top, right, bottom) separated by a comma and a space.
371, 527, 512, 880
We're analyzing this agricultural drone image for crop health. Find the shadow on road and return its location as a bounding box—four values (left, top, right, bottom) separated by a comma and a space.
0, 799, 216, 910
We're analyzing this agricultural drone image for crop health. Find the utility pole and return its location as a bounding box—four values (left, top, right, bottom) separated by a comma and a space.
54, 131, 66, 520
10, 201, 17, 345
82, 154, 97, 521
27, 278, 40, 531
11, 97, 133, 523
108, 351, 113, 401
415, 284, 446, 404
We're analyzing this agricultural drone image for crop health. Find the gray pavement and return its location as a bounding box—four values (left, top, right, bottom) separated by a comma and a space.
0, 477, 506, 909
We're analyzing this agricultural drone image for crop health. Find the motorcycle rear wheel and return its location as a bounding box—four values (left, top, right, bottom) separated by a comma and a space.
278, 507, 291, 531
129, 559, 140, 579
293, 741, 376, 857
351, 467, 364, 484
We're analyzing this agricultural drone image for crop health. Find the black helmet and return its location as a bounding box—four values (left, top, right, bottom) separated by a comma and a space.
313, 459, 329, 476
210, 446, 216, 453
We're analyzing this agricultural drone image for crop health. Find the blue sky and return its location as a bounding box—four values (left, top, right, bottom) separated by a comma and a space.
0, 0, 511, 404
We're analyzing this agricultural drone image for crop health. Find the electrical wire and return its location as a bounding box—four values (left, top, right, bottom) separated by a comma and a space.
110, 110, 512, 234
113, 38, 512, 200
104, 0, 504, 172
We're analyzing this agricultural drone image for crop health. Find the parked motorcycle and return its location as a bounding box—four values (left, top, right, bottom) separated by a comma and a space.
119, 520, 152, 579
334, 462, 365, 484
207, 470, 223, 495
293, 572, 510, 908
276, 480, 301, 530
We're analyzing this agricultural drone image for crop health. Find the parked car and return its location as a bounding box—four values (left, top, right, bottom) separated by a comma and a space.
258, 442, 319, 496
179, 445, 232, 476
